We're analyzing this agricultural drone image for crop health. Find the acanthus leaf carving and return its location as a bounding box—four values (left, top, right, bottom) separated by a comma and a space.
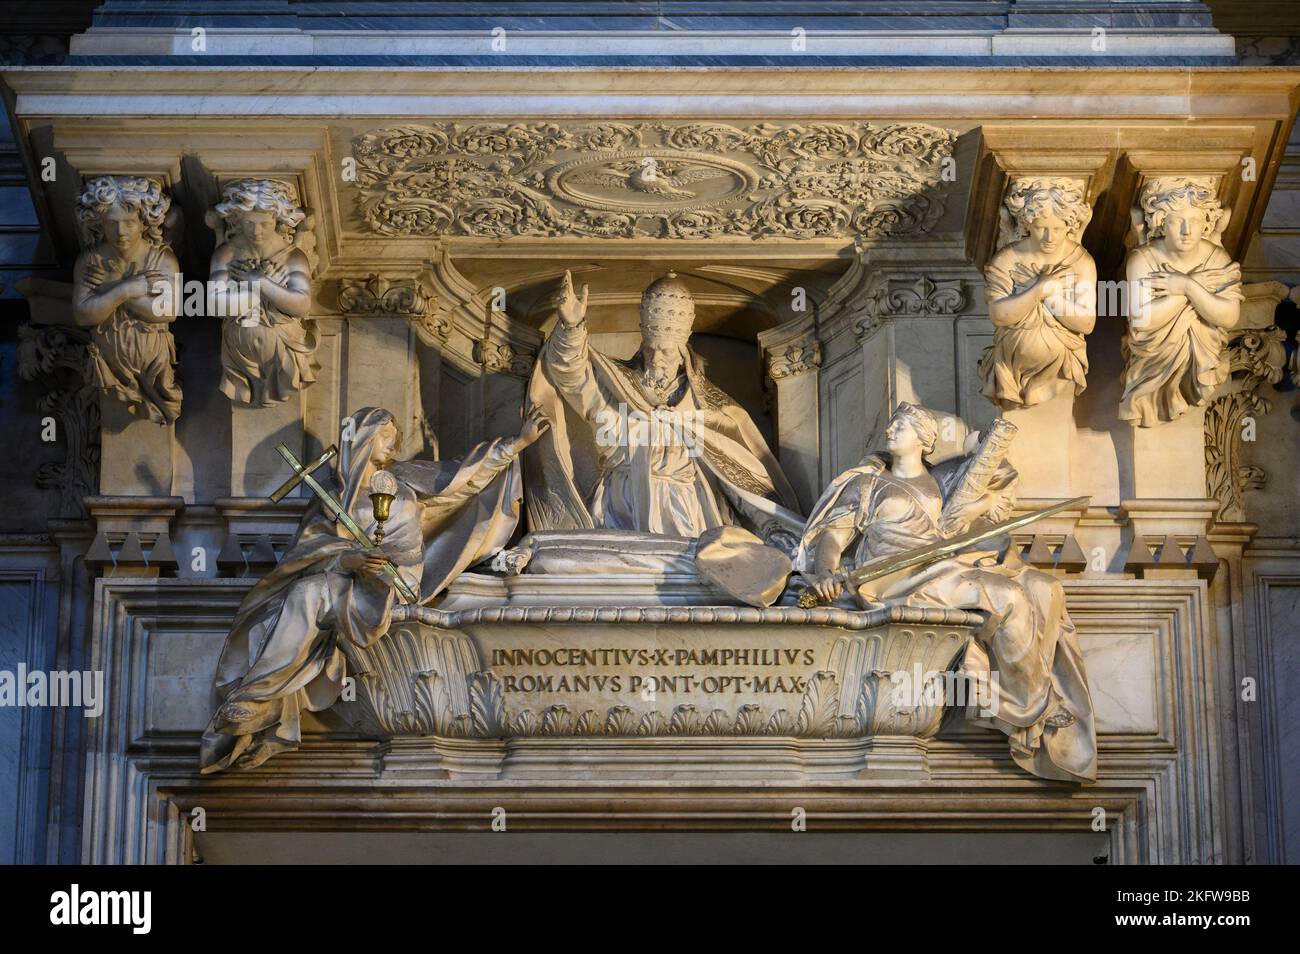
338, 273, 450, 342
475, 338, 534, 377
852, 275, 967, 342
1205, 325, 1287, 522
766, 338, 822, 381
16, 320, 101, 516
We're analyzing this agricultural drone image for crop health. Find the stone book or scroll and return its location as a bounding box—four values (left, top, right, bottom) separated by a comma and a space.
937, 418, 1018, 537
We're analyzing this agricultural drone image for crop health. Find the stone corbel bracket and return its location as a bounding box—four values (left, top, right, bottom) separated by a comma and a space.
213, 496, 312, 577
969, 128, 1112, 267
1009, 496, 1091, 576
84, 495, 183, 576
1119, 499, 1221, 580
49, 125, 340, 273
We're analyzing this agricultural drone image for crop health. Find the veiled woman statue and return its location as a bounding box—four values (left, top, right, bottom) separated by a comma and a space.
207, 178, 319, 406
978, 177, 1097, 410
1119, 176, 1243, 427
72, 176, 182, 424
794, 403, 1096, 783
199, 405, 549, 772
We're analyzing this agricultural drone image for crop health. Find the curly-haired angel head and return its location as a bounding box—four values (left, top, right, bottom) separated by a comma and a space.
212, 178, 307, 245
1001, 177, 1092, 253
75, 176, 171, 250
1137, 176, 1227, 249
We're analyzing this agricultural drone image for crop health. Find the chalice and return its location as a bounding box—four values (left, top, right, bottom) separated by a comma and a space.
369, 470, 398, 545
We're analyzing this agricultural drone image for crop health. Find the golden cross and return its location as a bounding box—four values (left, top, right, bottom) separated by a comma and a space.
270, 442, 419, 604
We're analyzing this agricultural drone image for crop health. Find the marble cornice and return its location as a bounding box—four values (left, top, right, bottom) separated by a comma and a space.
6, 66, 1300, 121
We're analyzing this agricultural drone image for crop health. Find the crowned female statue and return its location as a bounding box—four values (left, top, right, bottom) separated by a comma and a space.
199, 405, 549, 772
525, 270, 802, 540
794, 403, 1096, 783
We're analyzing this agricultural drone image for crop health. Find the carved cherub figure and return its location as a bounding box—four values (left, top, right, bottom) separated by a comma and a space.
207, 179, 318, 406
72, 176, 182, 424
978, 177, 1097, 410
1119, 176, 1243, 427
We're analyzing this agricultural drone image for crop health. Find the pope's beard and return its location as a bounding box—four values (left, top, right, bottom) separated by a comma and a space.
638, 337, 688, 400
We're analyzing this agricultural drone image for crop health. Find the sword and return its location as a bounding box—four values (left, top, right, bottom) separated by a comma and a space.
797, 495, 1090, 608
270, 442, 420, 605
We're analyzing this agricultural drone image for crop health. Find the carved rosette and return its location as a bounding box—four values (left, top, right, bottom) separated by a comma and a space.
1205, 326, 1287, 522
352, 121, 956, 241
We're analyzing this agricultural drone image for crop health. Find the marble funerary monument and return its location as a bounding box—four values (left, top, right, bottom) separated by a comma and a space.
1, 0, 1299, 865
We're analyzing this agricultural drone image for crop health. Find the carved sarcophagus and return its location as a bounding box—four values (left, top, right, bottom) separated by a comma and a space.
341, 595, 985, 778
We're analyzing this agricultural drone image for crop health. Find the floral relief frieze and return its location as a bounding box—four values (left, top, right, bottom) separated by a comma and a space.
351, 121, 957, 241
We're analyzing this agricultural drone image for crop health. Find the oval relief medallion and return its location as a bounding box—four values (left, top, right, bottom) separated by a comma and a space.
548, 149, 758, 213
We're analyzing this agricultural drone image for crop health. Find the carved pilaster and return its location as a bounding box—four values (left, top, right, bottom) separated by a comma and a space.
1205, 317, 1288, 523
758, 318, 822, 512
16, 278, 101, 518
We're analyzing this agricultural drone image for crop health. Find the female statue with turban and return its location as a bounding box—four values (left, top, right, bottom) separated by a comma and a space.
794, 403, 1096, 782
200, 405, 549, 772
